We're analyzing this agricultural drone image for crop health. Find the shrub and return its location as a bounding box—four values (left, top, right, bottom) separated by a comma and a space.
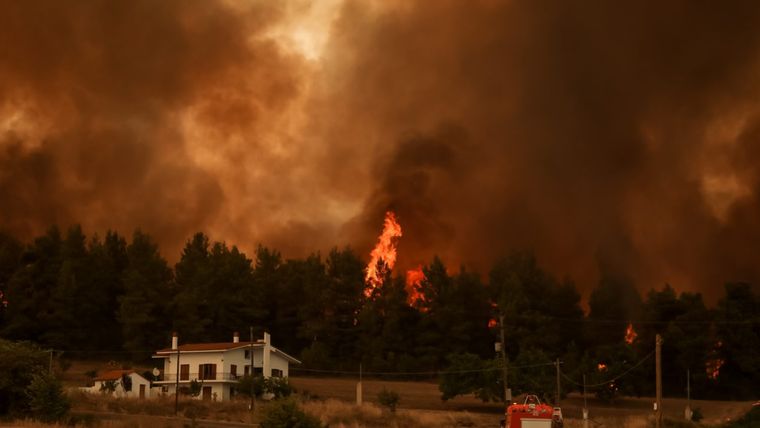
236, 375, 266, 397
690, 407, 703, 422
99, 379, 118, 395
377, 388, 400, 413
0, 339, 47, 416
25, 372, 70, 423
267, 377, 294, 399
261, 398, 323, 428
236, 376, 293, 399
188, 379, 203, 397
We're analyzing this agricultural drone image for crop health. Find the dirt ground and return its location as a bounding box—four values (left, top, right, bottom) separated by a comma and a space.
290, 376, 755, 426
59, 361, 755, 427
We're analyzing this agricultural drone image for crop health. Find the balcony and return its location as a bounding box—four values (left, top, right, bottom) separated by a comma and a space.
157, 372, 241, 383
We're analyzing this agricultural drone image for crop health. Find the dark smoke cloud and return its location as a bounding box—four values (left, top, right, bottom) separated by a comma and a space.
327, 0, 760, 301
2, 0, 760, 301
0, 0, 305, 257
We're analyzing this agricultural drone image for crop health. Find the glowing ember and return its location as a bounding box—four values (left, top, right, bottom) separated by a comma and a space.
405, 265, 426, 305
706, 358, 724, 380
488, 318, 498, 328
706, 341, 724, 380
364, 211, 403, 296
625, 322, 637, 344
597, 363, 607, 371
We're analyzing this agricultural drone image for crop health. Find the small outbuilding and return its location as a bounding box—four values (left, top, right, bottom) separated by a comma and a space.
89, 369, 152, 399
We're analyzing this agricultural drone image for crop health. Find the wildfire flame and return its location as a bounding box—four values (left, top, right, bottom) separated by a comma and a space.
706, 358, 724, 380
625, 322, 637, 344
706, 341, 724, 380
405, 265, 426, 305
364, 211, 403, 296
597, 363, 607, 371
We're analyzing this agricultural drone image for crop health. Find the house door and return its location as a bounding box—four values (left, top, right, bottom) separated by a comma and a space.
139, 384, 146, 399
202, 386, 212, 401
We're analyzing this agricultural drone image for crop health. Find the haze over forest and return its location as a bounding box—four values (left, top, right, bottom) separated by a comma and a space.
3, 0, 760, 301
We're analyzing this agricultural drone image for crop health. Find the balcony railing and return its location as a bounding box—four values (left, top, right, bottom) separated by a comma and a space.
159, 372, 242, 382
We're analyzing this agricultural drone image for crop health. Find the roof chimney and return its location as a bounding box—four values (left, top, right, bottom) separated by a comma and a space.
171, 332, 178, 350
263, 331, 270, 345
233, 331, 239, 343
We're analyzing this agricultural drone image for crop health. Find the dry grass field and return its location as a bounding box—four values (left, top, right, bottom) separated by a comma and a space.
48, 360, 755, 428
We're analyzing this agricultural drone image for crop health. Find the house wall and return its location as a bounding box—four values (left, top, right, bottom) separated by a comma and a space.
270, 353, 291, 377
155, 338, 296, 402
161, 347, 265, 380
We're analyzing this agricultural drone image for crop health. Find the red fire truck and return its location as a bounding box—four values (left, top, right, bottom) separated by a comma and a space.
499, 395, 563, 428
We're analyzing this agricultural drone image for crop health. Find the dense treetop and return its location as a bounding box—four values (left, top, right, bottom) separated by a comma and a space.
0, 227, 757, 400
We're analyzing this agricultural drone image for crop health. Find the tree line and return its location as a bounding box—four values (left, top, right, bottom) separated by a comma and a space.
0, 226, 757, 400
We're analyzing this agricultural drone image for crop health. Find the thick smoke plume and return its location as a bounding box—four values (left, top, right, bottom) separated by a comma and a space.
3, 0, 760, 301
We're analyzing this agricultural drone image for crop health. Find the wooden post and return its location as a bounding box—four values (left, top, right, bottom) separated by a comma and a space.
582, 373, 588, 428
499, 314, 510, 402
685, 368, 692, 420
655, 334, 663, 428
555, 358, 561, 406
356, 363, 363, 405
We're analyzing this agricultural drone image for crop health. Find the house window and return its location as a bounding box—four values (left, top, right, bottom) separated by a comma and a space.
272, 369, 283, 378
244, 365, 263, 376
244, 350, 250, 359
180, 364, 189, 381
231, 364, 237, 378
199, 364, 217, 380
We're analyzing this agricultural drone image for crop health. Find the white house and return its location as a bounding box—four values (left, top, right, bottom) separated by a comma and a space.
152, 332, 300, 401
88, 369, 152, 399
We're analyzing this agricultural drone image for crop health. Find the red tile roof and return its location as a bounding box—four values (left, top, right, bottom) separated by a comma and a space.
94, 369, 134, 381
155, 341, 262, 354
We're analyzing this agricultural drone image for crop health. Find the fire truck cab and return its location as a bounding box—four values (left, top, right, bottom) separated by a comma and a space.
499, 395, 563, 428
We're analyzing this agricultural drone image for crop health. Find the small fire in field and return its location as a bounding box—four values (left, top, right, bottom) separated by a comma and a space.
597, 363, 608, 372
625, 322, 637, 344
364, 211, 402, 296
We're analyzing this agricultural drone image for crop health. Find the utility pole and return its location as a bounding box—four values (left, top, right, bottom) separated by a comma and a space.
356, 363, 363, 405
254, 326, 256, 414
555, 358, 561, 406
685, 368, 692, 420
582, 374, 588, 428
655, 334, 663, 428
174, 344, 180, 416
499, 314, 510, 402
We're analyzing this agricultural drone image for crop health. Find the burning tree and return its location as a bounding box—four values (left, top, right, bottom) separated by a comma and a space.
364, 211, 403, 297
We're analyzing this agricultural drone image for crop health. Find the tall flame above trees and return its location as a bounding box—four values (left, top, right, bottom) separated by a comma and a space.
364, 211, 403, 296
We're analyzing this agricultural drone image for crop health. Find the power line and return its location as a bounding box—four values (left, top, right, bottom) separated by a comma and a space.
290, 361, 557, 377
560, 349, 655, 388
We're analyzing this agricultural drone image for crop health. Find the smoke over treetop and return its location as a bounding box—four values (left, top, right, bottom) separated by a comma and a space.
2, 1, 760, 301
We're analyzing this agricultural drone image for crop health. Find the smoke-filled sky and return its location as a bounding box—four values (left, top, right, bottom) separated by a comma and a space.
2, 0, 760, 301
